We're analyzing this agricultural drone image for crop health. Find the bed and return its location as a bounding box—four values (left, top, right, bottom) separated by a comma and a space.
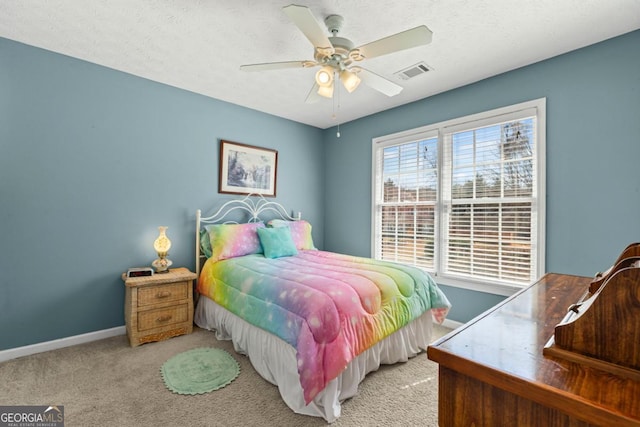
193, 195, 450, 422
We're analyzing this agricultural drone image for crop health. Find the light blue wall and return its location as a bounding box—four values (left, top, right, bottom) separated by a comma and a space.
322, 30, 640, 323
0, 38, 324, 350
2, 30, 639, 349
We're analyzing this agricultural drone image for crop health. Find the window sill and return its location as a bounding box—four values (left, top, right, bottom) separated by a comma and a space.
434, 275, 524, 297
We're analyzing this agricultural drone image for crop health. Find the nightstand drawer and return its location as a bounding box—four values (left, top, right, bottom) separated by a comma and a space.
137, 304, 189, 331
137, 282, 188, 307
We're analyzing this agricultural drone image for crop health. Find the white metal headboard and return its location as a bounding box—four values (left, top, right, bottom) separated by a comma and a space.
195, 194, 298, 276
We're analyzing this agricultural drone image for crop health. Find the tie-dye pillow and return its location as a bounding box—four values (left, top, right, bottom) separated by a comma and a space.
205, 222, 265, 262
267, 219, 316, 250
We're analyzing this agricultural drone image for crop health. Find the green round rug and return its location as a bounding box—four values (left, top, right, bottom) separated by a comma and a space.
161, 347, 240, 395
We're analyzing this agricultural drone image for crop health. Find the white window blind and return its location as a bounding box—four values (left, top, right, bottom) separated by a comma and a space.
374, 133, 438, 270
372, 99, 545, 293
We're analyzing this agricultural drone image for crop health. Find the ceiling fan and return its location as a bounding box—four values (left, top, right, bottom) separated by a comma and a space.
240, 4, 433, 102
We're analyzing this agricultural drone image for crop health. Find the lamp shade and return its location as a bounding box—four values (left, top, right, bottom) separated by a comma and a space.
315, 66, 334, 87
339, 69, 361, 93
317, 83, 334, 98
153, 226, 171, 256
152, 226, 173, 273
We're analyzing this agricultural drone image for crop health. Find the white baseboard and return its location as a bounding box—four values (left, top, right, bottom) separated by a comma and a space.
442, 318, 464, 330
0, 326, 126, 363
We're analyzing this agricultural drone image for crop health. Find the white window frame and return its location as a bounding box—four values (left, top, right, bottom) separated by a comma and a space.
371, 98, 546, 296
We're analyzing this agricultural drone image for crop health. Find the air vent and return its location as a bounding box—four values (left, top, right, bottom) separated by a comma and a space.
394, 62, 432, 80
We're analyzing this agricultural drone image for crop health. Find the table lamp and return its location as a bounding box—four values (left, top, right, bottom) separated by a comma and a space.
152, 226, 173, 273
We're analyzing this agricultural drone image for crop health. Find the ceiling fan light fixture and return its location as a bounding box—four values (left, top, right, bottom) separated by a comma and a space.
315, 66, 334, 87
317, 83, 334, 98
340, 69, 361, 93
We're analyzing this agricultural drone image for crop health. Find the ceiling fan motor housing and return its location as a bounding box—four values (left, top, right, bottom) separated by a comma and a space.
314, 15, 355, 71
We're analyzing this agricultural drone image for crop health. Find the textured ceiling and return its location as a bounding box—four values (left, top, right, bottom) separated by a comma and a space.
1, 1, 639, 129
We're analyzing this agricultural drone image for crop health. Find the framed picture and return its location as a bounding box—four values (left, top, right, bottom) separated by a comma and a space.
219, 140, 278, 197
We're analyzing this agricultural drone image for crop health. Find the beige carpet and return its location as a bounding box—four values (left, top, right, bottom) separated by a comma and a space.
0, 325, 451, 427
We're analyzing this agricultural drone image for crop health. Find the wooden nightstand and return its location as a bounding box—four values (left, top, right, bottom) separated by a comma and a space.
122, 267, 197, 347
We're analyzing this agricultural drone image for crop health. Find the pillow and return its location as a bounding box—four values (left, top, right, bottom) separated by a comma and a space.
267, 219, 289, 228
199, 228, 212, 259
267, 219, 316, 250
257, 226, 298, 259
205, 222, 265, 262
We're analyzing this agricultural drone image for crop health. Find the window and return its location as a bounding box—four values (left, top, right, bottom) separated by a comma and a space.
372, 99, 545, 295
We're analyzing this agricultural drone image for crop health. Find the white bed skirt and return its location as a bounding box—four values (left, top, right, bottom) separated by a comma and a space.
194, 296, 434, 423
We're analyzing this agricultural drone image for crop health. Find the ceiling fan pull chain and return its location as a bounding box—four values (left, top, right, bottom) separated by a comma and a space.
335, 81, 341, 138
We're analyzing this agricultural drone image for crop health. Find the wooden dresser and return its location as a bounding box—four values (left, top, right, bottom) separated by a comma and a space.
427, 273, 640, 426
122, 267, 196, 347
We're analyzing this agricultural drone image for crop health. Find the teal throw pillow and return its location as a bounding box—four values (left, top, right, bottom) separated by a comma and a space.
257, 226, 298, 259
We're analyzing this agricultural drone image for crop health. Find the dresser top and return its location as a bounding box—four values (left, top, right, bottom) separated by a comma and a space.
427, 273, 640, 425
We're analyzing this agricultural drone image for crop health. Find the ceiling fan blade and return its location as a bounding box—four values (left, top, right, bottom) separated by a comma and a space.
282, 4, 333, 50
240, 60, 317, 72
354, 67, 403, 97
351, 26, 433, 61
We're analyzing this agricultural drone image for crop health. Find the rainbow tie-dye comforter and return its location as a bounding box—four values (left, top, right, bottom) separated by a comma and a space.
197, 250, 450, 403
